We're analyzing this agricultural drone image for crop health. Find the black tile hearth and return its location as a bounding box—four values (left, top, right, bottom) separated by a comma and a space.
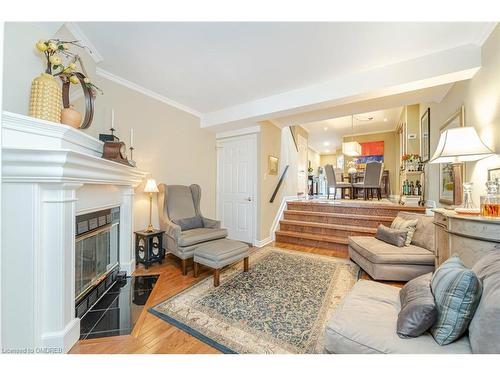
79, 275, 159, 340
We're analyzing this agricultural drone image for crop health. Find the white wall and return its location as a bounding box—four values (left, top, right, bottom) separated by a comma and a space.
422, 25, 500, 206
2, 23, 217, 231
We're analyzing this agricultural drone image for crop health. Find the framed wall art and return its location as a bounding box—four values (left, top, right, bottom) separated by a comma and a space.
439, 106, 465, 206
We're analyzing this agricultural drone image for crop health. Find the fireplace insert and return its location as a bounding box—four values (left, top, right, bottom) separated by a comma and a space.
75, 207, 120, 318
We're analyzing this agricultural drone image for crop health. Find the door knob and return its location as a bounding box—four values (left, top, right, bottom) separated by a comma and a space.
246, 197, 252, 201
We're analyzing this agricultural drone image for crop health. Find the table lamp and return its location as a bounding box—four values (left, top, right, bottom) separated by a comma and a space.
430, 126, 495, 212
144, 178, 159, 232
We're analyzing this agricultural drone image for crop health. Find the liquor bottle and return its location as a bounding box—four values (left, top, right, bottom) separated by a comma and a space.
480, 181, 500, 217
410, 181, 415, 196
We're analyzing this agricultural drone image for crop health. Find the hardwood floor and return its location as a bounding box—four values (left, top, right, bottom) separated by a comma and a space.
70, 242, 403, 354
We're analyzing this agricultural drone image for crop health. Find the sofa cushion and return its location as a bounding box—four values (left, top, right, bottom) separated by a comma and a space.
469, 251, 500, 353
349, 236, 435, 265
391, 216, 418, 246
375, 224, 407, 247
397, 212, 435, 253
431, 255, 482, 345
178, 227, 228, 247
397, 273, 437, 338
173, 215, 203, 231
324, 280, 471, 354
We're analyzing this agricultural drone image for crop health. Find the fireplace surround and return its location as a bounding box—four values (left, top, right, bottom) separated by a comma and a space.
1, 111, 148, 352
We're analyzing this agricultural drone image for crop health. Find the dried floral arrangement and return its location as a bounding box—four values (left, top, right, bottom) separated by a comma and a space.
35, 38, 102, 97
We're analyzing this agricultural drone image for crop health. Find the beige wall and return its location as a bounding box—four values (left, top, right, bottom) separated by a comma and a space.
342, 131, 398, 194
257, 122, 282, 241
421, 26, 500, 206
2, 23, 217, 231
320, 153, 337, 168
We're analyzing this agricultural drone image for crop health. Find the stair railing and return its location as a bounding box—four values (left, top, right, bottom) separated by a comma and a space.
270, 165, 289, 203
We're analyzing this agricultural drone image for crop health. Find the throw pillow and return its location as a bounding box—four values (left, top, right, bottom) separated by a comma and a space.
431, 255, 482, 345
397, 272, 437, 338
173, 216, 203, 231
390, 216, 418, 246
468, 251, 500, 353
375, 224, 407, 247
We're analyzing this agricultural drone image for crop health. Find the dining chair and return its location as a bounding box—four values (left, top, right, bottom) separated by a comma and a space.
325, 164, 352, 199
352, 162, 384, 200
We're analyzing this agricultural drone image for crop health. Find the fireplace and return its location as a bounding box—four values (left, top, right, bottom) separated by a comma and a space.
75, 207, 121, 318
1, 111, 148, 352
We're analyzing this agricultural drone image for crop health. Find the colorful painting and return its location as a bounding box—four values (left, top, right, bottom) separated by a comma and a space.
361, 141, 384, 156
356, 141, 384, 165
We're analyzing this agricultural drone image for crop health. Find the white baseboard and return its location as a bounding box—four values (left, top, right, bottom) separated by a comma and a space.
270, 195, 299, 240
41, 317, 80, 353
253, 237, 273, 248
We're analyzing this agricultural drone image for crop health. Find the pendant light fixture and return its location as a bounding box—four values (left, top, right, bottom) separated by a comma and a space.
342, 115, 361, 156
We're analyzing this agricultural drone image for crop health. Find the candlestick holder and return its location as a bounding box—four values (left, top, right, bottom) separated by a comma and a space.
129, 146, 136, 167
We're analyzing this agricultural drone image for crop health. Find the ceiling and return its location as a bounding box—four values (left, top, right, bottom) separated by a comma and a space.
302, 107, 403, 154
77, 22, 494, 114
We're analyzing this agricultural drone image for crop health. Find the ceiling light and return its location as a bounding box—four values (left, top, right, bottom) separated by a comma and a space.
323, 141, 330, 146
383, 118, 388, 122
342, 115, 361, 157
325, 149, 330, 153
324, 127, 328, 131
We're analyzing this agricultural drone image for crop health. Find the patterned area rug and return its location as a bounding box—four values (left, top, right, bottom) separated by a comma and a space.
149, 247, 360, 353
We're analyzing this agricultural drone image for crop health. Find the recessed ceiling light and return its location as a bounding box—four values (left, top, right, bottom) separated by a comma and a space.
323, 141, 330, 146
325, 149, 330, 153
323, 127, 328, 131
383, 118, 388, 122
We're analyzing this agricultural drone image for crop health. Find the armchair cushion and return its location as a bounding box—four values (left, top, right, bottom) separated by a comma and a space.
178, 227, 228, 247
202, 217, 221, 229
173, 215, 203, 231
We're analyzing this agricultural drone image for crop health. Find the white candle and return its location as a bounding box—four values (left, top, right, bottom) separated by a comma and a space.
130, 128, 134, 147
111, 109, 115, 130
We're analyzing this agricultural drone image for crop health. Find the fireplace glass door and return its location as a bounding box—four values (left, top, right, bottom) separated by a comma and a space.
75, 208, 119, 301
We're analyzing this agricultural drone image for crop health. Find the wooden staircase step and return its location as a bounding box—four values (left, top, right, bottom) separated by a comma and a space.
286, 201, 425, 217
283, 210, 394, 227
275, 230, 349, 251
280, 219, 376, 237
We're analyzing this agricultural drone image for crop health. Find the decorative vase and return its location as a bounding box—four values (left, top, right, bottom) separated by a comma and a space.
29, 73, 62, 123
61, 105, 82, 128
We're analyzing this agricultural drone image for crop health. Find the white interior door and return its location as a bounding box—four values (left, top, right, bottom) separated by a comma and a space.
216, 134, 257, 244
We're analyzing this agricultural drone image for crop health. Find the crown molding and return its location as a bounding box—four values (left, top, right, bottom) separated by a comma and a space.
475, 22, 498, 46
96, 67, 202, 118
64, 22, 104, 64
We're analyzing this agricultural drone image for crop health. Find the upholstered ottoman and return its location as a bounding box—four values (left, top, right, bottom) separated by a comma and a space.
193, 239, 250, 286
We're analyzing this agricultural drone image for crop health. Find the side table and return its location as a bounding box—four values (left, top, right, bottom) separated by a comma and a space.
134, 229, 165, 269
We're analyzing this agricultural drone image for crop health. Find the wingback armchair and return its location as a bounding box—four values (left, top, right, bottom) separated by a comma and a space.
158, 184, 228, 275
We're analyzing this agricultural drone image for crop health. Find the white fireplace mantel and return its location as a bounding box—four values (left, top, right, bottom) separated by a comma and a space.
1, 111, 148, 353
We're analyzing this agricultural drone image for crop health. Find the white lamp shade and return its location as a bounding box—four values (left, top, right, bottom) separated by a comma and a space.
430, 127, 495, 164
144, 178, 159, 193
342, 141, 362, 157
